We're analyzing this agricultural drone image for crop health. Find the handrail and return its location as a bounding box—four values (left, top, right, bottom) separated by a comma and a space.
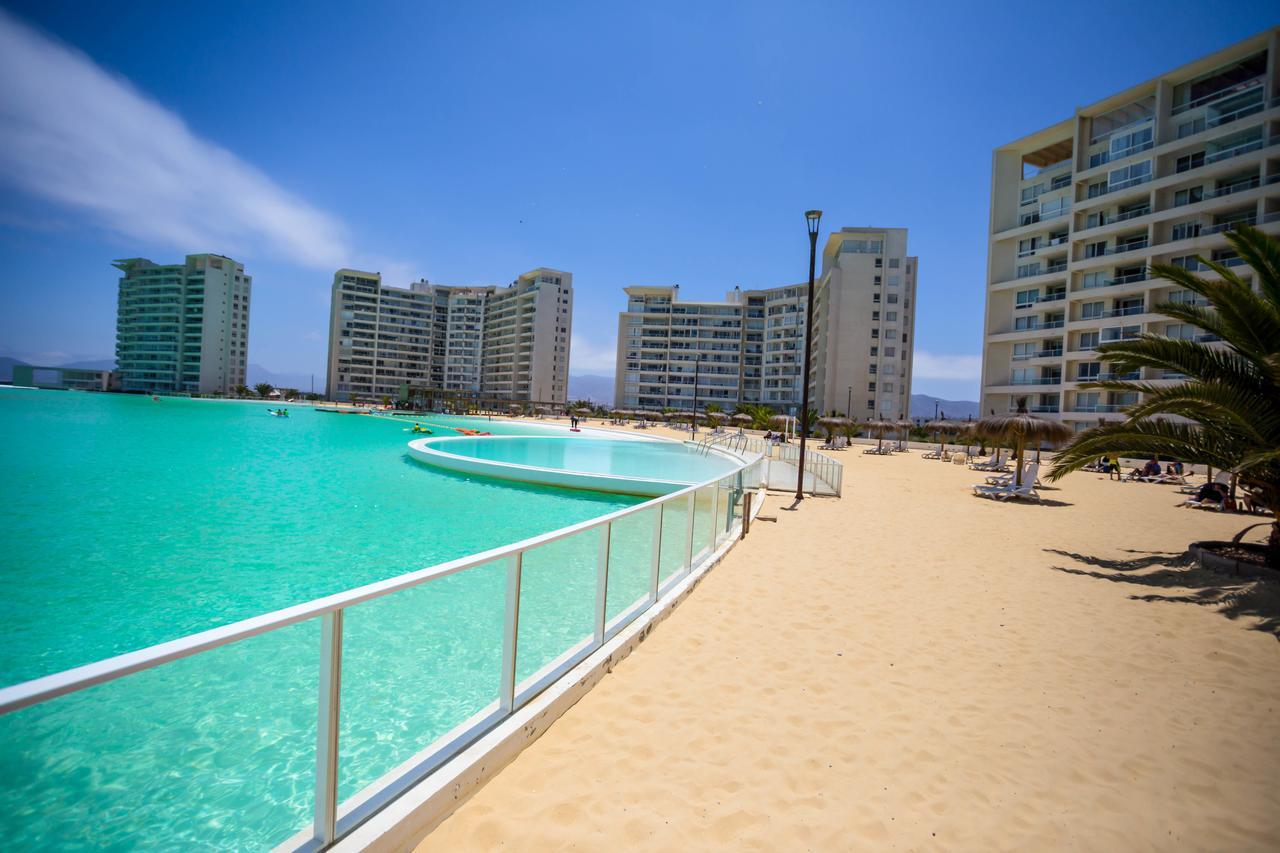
0, 439, 768, 850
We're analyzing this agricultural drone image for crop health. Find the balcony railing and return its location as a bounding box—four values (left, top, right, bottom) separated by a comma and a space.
1172, 76, 1264, 115
1201, 216, 1256, 236
1018, 208, 1069, 227
1204, 136, 1267, 166
1010, 376, 1062, 386
1009, 405, 1060, 414
1011, 348, 1064, 361
1070, 403, 1128, 413
1076, 371, 1141, 382
1098, 305, 1145, 318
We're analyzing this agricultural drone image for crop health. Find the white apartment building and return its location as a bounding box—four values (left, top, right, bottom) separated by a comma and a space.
614, 226, 917, 418
981, 29, 1280, 428
326, 268, 572, 404
114, 254, 251, 395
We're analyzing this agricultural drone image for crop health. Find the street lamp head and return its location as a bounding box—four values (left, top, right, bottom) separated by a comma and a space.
804, 210, 823, 236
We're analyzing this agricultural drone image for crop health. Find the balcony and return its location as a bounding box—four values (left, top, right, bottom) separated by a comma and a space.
1069, 403, 1127, 413
1018, 208, 1070, 228
1172, 76, 1265, 115
1011, 348, 1063, 361
1010, 376, 1062, 386
1201, 216, 1255, 236
1097, 304, 1145, 318
1083, 272, 1147, 290
1009, 404, 1060, 414
1075, 371, 1140, 382
1203, 135, 1268, 167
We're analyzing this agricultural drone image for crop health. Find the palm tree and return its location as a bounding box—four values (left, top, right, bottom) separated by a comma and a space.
253, 382, 274, 398
233, 384, 250, 398
1047, 225, 1280, 565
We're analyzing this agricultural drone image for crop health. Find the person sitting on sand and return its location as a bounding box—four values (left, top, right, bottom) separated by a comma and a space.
1142, 457, 1162, 478
764, 430, 774, 441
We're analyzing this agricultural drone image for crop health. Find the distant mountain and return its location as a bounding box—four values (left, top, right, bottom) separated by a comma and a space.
0, 356, 27, 382
247, 364, 321, 393
910, 393, 980, 421
59, 358, 116, 371
569, 374, 614, 404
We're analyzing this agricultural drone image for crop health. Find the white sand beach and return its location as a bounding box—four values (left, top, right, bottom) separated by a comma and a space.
413, 444, 1280, 851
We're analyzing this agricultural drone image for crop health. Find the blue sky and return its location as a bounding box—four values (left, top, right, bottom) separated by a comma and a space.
0, 2, 1275, 399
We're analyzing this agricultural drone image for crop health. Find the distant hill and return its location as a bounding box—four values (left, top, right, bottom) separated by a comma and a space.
910, 393, 980, 421
568, 374, 614, 404
0, 356, 27, 382
59, 358, 116, 371
247, 364, 320, 393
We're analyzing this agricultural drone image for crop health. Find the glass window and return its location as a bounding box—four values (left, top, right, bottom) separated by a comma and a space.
1080, 301, 1104, 319
888, 258, 900, 268
1016, 289, 1039, 307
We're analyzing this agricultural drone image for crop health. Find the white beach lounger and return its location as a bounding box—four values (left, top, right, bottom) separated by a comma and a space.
972, 479, 1040, 502
985, 462, 1040, 488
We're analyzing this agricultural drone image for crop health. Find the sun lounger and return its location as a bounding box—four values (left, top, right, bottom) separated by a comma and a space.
972, 479, 1040, 501
969, 452, 1008, 472
922, 449, 942, 460
1141, 473, 1187, 485
985, 462, 1040, 488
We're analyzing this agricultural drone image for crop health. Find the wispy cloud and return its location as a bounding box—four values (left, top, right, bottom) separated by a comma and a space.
570, 333, 617, 374
913, 351, 982, 381
0, 9, 349, 268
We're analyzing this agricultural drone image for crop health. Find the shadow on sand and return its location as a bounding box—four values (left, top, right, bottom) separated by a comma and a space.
1046, 548, 1280, 640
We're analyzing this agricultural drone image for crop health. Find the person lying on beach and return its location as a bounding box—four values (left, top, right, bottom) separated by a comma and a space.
1195, 482, 1228, 506
1142, 457, 1162, 478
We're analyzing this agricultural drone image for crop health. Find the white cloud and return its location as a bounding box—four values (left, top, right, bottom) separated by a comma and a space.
912, 351, 982, 381
0, 9, 349, 269
570, 332, 616, 374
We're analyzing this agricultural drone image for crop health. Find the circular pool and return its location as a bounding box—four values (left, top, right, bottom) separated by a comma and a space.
408, 435, 741, 495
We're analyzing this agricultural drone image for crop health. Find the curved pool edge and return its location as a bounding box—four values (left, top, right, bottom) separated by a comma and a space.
407, 436, 693, 496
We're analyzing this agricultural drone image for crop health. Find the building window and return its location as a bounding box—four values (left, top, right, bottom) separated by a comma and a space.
868, 382, 876, 392
888, 258, 900, 268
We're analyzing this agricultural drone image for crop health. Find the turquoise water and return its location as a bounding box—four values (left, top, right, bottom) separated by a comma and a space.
435, 436, 738, 483
0, 390, 680, 850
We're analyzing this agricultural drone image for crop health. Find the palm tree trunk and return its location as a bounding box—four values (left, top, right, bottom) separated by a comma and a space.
1015, 440, 1025, 489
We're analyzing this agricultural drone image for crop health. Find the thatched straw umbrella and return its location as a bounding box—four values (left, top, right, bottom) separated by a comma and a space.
866, 419, 893, 452
895, 419, 913, 452
972, 397, 1073, 488
817, 416, 851, 444
731, 412, 753, 425
768, 414, 791, 437
925, 418, 961, 457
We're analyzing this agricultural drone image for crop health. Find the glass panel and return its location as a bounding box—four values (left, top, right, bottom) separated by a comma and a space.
515, 534, 597, 686
0, 621, 318, 849
338, 558, 505, 801
658, 493, 691, 584
605, 506, 658, 625
717, 475, 738, 543
691, 486, 716, 564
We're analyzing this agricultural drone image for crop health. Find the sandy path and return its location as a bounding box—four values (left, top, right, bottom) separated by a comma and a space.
412, 449, 1279, 852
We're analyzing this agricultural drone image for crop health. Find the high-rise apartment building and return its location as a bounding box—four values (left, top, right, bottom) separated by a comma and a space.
981, 29, 1280, 428
614, 227, 916, 418
325, 267, 572, 403
114, 254, 251, 395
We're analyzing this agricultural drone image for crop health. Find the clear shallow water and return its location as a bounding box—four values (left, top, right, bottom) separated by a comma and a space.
437, 436, 738, 483
0, 390, 662, 850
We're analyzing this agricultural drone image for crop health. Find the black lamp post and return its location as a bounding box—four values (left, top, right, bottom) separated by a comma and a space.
795, 209, 822, 501
846, 385, 852, 419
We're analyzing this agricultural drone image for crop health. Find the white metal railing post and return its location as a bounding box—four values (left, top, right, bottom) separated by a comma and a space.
710, 483, 721, 547
313, 609, 343, 847
594, 523, 610, 647
683, 491, 696, 572
649, 504, 663, 601
500, 552, 523, 713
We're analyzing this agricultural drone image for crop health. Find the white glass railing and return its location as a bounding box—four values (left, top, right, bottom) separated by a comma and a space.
0, 451, 767, 850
